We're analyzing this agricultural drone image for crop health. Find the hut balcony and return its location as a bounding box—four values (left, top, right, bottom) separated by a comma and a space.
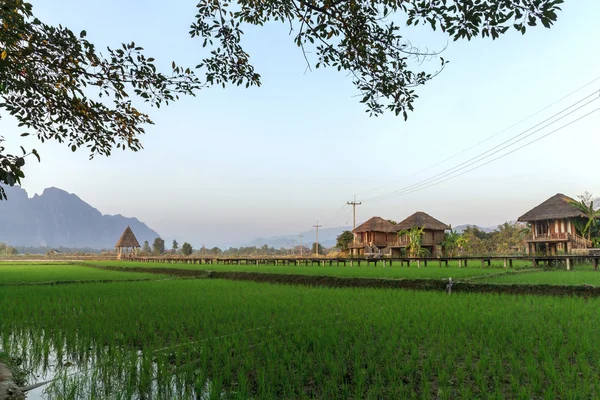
526, 232, 591, 248
348, 240, 398, 249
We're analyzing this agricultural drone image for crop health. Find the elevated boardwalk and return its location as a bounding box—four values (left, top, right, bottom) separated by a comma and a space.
127, 255, 600, 270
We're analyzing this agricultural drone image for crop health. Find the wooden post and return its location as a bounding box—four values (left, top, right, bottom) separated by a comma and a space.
509, 259, 513, 268
417, 259, 421, 268
481, 259, 485, 268
464, 259, 468, 268
566, 258, 571, 271
503, 258, 507, 268
594, 258, 599, 271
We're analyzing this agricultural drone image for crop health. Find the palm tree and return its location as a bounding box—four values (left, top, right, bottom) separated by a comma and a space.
569, 198, 600, 242
442, 230, 461, 257
398, 226, 425, 257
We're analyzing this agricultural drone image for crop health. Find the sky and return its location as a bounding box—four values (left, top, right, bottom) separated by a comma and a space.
3, 1, 600, 247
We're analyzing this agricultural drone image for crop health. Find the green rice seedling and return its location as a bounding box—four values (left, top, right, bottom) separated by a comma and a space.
1, 279, 600, 399
0, 263, 159, 284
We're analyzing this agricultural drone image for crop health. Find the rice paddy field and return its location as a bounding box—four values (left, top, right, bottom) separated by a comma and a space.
81, 259, 533, 280
2, 261, 600, 399
0, 262, 159, 284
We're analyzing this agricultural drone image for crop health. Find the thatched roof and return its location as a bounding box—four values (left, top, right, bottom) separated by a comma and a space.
518, 193, 587, 222
394, 212, 450, 231
115, 226, 141, 248
352, 217, 397, 233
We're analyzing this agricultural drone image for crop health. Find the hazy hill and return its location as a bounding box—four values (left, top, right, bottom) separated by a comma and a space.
246, 226, 353, 249
453, 224, 498, 234
0, 185, 160, 249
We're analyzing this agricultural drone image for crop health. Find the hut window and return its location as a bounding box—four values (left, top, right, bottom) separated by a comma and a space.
536, 222, 548, 235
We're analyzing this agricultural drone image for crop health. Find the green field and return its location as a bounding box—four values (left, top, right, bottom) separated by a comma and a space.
482, 268, 600, 285
2, 261, 600, 399
2, 278, 600, 399
0, 262, 160, 284
82, 259, 532, 280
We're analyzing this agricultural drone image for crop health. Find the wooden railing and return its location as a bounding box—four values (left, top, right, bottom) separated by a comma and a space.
529, 232, 591, 248
351, 239, 440, 248
530, 232, 568, 241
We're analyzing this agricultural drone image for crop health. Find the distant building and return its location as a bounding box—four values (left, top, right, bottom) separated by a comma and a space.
518, 193, 592, 254
349, 217, 397, 256
115, 226, 141, 259
349, 212, 450, 257
392, 212, 450, 257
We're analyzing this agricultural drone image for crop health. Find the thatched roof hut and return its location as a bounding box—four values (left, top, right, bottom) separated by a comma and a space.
394, 212, 450, 231
352, 217, 396, 233
518, 193, 587, 222
115, 226, 140, 248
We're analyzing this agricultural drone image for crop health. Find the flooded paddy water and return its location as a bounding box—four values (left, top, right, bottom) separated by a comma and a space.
3, 271, 600, 398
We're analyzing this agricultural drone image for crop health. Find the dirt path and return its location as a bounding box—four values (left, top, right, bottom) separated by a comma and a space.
82, 264, 600, 297
0, 363, 24, 400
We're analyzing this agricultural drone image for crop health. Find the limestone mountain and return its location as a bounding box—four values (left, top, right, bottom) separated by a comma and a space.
0, 185, 160, 249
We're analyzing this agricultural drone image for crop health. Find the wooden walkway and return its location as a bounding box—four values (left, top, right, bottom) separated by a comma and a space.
127, 255, 600, 270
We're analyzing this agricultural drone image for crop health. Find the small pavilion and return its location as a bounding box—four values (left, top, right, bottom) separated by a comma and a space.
115, 226, 141, 259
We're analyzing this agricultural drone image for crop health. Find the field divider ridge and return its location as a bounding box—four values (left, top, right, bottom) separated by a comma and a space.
80, 263, 600, 297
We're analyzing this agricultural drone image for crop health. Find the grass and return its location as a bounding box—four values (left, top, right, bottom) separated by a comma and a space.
2, 279, 600, 399
0, 262, 160, 284
482, 264, 600, 285
82, 259, 532, 280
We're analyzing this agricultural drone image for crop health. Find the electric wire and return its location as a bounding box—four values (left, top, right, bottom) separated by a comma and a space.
366, 106, 600, 202
362, 90, 600, 203
355, 75, 600, 197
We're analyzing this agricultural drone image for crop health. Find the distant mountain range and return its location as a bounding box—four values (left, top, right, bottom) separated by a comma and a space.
452, 224, 497, 234
245, 226, 352, 249
0, 185, 160, 249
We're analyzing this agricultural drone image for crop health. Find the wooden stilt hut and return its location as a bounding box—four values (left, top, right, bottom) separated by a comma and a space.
115, 226, 141, 260
348, 217, 397, 256
392, 212, 450, 257
518, 193, 593, 255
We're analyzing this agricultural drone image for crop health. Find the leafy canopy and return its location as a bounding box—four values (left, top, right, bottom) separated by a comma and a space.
0, 0, 201, 199
336, 230, 354, 250
193, 0, 562, 118
181, 242, 193, 256
1, 0, 562, 199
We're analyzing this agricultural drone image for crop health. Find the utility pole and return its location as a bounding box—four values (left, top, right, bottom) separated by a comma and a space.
347, 194, 362, 243
298, 234, 304, 257
313, 221, 322, 256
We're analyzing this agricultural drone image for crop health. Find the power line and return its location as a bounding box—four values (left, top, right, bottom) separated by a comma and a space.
366, 106, 600, 202
363, 90, 599, 203
355, 75, 600, 197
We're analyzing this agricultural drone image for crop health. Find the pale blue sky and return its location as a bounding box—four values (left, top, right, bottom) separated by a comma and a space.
3, 1, 600, 247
